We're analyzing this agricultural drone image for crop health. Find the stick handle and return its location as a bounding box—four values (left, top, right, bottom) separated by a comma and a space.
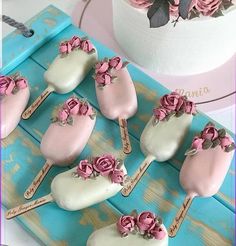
118, 118, 132, 154
24, 161, 53, 200
5, 194, 53, 220
168, 195, 194, 237
121, 155, 155, 197
22, 86, 53, 119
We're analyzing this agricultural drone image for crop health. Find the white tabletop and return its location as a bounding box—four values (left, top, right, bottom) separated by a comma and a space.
1, 0, 235, 245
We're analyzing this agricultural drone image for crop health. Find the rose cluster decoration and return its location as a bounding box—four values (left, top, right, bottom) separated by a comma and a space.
73, 154, 126, 185
51, 97, 96, 126
185, 122, 235, 155
117, 210, 166, 240
94, 56, 129, 88
152, 92, 197, 125
0, 73, 28, 96
129, 0, 234, 28
59, 35, 95, 56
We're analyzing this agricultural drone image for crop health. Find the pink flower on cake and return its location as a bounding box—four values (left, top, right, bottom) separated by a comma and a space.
65, 98, 80, 115
136, 211, 156, 232
58, 108, 70, 122
15, 78, 28, 90
150, 225, 166, 240
93, 154, 116, 176
59, 41, 72, 54
69, 36, 81, 49
129, 0, 153, 9
117, 215, 136, 235
95, 72, 112, 86
160, 92, 184, 111
110, 169, 125, 184
185, 100, 197, 114
201, 125, 219, 140
220, 136, 232, 148
109, 56, 123, 70
169, 0, 180, 17
194, 0, 222, 16
77, 160, 93, 179
95, 61, 109, 74
153, 108, 168, 121
81, 40, 94, 53
79, 102, 93, 116
0, 76, 15, 95
191, 136, 205, 151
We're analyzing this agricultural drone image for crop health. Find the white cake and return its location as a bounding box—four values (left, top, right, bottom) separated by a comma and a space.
113, 0, 236, 75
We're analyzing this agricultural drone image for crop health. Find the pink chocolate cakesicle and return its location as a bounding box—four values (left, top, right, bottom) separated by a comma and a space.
0, 73, 30, 139
168, 122, 235, 237
24, 96, 96, 199
22, 35, 97, 119
94, 56, 138, 154
122, 92, 197, 196
6, 154, 127, 219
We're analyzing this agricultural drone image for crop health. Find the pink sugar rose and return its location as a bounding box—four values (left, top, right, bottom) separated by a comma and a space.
194, 0, 222, 16
93, 154, 116, 176
59, 41, 72, 54
117, 215, 136, 235
79, 102, 93, 116
81, 40, 94, 53
0, 76, 15, 95
220, 136, 232, 148
136, 211, 156, 232
153, 108, 168, 121
169, 0, 180, 17
109, 56, 123, 70
65, 98, 80, 115
191, 136, 205, 151
110, 169, 125, 184
69, 36, 81, 49
185, 100, 197, 115
160, 92, 184, 111
95, 61, 109, 74
15, 78, 28, 89
95, 72, 112, 86
77, 160, 93, 179
58, 109, 70, 122
150, 225, 166, 240
129, 0, 153, 9
201, 125, 219, 141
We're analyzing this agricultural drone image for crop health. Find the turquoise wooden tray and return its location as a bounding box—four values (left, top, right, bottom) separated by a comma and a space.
1, 5, 235, 246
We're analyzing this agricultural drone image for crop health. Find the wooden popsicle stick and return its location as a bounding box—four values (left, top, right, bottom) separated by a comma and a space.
22, 86, 54, 119
24, 161, 53, 200
5, 194, 54, 220
118, 118, 132, 154
121, 155, 155, 196
168, 195, 195, 237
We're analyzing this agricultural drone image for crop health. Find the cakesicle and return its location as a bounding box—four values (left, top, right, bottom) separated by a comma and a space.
122, 92, 196, 196
94, 56, 138, 154
87, 210, 168, 246
24, 96, 96, 199
0, 74, 30, 139
22, 36, 97, 119
168, 123, 235, 237
6, 155, 127, 219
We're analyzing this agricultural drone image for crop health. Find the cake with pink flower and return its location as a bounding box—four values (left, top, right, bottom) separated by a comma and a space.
113, 0, 236, 75
87, 210, 168, 246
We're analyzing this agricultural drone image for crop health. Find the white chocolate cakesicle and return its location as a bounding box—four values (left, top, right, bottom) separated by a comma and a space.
51, 165, 127, 211
1, 86, 30, 139
87, 224, 168, 246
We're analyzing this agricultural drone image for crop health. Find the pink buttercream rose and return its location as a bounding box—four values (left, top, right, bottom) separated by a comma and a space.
110, 169, 125, 184
69, 36, 81, 49
185, 100, 197, 114
77, 160, 93, 179
95, 61, 109, 74
160, 92, 184, 111
153, 108, 168, 121
136, 211, 156, 232
58, 109, 70, 122
0, 76, 15, 95
117, 215, 136, 235
81, 40, 94, 53
93, 154, 116, 176
201, 125, 219, 141
95, 72, 112, 86
65, 98, 80, 115
109, 56, 123, 70
191, 136, 205, 151
15, 78, 28, 89
79, 102, 93, 116
150, 225, 166, 240
129, 0, 153, 9
169, 0, 180, 17
194, 0, 222, 16
59, 41, 72, 54
220, 136, 232, 148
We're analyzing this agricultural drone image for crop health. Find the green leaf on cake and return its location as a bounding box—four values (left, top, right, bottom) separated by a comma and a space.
202, 139, 213, 149
222, 0, 234, 10
179, 0, 193, 19
218, 128, 226, 138
212, 138, 221, 148
212, 9, 224, 18
147, 0, 170, 28
189, 9, 200, 19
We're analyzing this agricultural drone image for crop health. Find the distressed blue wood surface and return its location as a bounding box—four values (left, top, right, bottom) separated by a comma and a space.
1, 5, 235, 246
